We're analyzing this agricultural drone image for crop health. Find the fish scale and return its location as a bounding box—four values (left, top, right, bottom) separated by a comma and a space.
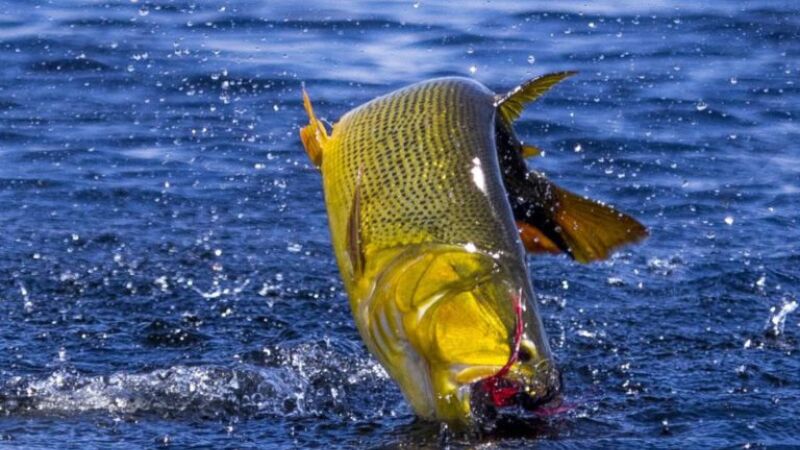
323, 78, 521, 260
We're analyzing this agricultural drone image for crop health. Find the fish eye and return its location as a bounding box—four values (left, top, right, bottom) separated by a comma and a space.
518, 346, 533, 363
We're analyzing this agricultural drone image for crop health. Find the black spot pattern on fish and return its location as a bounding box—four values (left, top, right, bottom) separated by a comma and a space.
325, 78, 520, 256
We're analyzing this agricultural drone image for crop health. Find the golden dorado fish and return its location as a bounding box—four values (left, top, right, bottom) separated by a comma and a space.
299, 72, 646, 428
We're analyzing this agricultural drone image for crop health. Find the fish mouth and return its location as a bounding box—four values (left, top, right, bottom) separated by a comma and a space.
515, 370, 563, 413
463, 363, 563, 419
448, 290, 563, 420
461, 290, 563, 418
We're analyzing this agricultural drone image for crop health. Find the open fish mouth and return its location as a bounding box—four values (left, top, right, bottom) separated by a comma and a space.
449, 356, 563, 423
516, 369, 563, 413
468, 363, 563, 418
458, 290, 564, 418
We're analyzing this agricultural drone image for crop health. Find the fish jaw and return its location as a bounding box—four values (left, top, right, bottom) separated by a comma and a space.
429, 337, 562, 428
349, 244, 558, 428
422, 352, 562, 428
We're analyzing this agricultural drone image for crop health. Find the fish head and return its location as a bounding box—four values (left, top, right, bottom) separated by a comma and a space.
465, 298, 563, 423
367, 247, 560, 428
425, 280, 561, 427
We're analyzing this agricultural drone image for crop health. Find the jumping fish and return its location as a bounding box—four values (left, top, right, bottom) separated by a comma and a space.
299, 72, 646, 428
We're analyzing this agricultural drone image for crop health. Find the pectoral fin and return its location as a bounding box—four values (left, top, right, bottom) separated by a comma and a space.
495, 71, 577, 124
512, 172, 648, 263
299, 86, 329, 168
347, 167, 365, 278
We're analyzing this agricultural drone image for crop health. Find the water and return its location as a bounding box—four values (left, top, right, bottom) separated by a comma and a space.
1, 1, 798, 448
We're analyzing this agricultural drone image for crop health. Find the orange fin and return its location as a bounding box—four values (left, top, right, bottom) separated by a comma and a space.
495, 71, 577, 124
517, 221, 560, 255
346, 167, 365, 278
509, 172, 647, 263
550, 184, 648, 263
520, 144, 542, 158
299, 86, 329, 167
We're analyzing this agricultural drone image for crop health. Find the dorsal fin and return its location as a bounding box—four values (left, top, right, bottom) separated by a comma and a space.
494, 71, 577, 124
299, 85, 329, 167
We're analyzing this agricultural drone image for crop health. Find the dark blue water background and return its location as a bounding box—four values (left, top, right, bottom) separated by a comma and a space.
1, 1, 798, 448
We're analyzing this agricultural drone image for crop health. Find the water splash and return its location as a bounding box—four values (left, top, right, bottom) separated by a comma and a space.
765, 298, 798, 338
0, 366, 300, 418
0, 344, 393, 421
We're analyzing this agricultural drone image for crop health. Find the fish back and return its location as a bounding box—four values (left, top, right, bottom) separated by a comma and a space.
323, 77, 519, 259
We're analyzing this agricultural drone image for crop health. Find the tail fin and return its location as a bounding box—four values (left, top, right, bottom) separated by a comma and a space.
513, 173, 648, 263
299, 86, 329, 167
549, 183, 648, 263
517, 221, 561, 255
495, 71, 577, 124
493, 72, 647, 262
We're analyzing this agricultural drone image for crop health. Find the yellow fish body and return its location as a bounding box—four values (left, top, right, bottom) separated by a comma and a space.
300, 74, 646, 427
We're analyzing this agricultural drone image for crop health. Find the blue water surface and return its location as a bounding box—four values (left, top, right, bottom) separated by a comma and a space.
0, 1, 798, 448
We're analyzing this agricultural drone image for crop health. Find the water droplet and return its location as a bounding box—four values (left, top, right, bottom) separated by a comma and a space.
577, 329, 596, 338
724, 215, 734, 225
574, 143, 582, 152
527, 55, 536, 64
695, 101, 708, 111
766, 299, 798, 337
468, 65, 477, 74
